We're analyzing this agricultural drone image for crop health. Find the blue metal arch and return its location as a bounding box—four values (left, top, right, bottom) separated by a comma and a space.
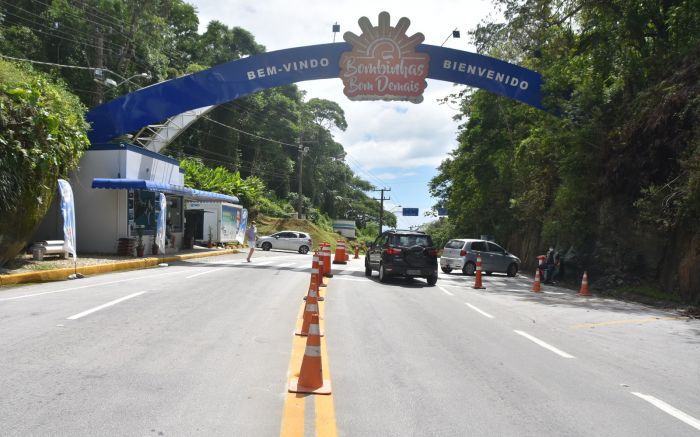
86, 43, 544, 143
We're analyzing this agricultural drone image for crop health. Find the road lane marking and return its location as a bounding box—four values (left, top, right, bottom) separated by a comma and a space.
280, 280, 337, 437
330, 276, 367, 282
438, 286, 454, 296
631, 392, 700, 431
0, 270, 187, 302
573, 317, 682, 329
513, 330, 575, 358
465, 302, 494, 318
185, 269, 219, 279
67, 291, 146, 320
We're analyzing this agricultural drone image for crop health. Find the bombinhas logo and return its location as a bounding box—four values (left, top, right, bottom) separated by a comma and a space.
340, 12, 430, 103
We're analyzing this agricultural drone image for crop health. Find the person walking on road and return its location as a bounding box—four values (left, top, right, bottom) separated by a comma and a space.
246, 220, 257, 262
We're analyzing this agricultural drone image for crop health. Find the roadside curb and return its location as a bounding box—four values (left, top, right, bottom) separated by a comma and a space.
0, 249, 240, 286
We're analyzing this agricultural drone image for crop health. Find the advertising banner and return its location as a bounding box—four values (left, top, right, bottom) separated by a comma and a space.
237, 208, 248, 243
222, 204, 240, 241
57, 179, 77, 259
156, 192, 166, 254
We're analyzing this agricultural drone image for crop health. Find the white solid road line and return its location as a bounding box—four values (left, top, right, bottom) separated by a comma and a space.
67, 291, 146, 320
465, 302, 494, 319
438, 285, 454, 296
185, 269, 220, 279
631, 392, 700, 431
513, 330, 576, 359
0, 270, 187, 302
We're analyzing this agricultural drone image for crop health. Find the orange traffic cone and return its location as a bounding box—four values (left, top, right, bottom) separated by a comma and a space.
333, 240, 347, 264
578, 271, 590, 296
532, 268, 542, 292
322, 244, 333, 278
289, 312, 331, 394
473, 255, 486, 289
296, 286, 324, 336
309, 253, 326, 294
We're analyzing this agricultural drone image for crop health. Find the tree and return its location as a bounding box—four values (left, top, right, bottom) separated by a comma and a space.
0, 60, 90, 266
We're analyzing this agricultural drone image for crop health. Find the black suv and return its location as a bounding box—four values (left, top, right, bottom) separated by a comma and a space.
365, 230, 439, 285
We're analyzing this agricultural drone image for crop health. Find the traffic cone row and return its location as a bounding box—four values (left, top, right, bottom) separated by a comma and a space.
530, 266, 590, 297
473, 255, 485, 289
289, 247, 333, 395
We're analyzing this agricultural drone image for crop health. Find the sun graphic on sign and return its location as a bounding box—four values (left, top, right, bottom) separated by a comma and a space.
339, 11, 430, 103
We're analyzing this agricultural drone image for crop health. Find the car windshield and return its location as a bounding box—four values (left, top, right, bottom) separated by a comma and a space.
393, 234, 432, 247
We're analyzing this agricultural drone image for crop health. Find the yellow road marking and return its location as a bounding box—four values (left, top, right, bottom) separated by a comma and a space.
573, 316, 682, 329
280, 279, 337, 437
316, 299, 338, 437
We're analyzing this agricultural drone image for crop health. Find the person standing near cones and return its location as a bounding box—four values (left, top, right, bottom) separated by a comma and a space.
245, 220, 257, 262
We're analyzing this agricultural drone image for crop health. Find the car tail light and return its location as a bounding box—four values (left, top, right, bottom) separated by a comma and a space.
460, 249, 467, 256
385, 247, 402, 255
428, 248, 438, 256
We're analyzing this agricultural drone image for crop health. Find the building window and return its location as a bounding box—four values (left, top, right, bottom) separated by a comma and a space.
132, 190, 157, 235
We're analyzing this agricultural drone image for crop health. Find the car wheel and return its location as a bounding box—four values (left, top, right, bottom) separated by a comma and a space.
298, 245, 309, 254
463, 262, 476, 276
379, 263, 389, 283
364, 258, 372, 277
426, 275, 438, 286
261, 242, 272, 251
441, 267, 453, 274
507, 263, 518, 277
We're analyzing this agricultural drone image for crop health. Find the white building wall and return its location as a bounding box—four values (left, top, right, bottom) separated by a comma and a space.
71, 149, 124, 253
68, 144, 184, 254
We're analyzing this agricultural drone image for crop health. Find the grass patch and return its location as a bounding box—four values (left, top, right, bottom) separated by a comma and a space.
616, 285, 681, 303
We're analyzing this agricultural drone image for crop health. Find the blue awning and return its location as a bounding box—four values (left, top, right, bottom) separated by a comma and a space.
92, 178, 239, 203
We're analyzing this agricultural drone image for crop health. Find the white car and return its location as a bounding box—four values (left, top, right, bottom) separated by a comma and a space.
256, 231, 312, 254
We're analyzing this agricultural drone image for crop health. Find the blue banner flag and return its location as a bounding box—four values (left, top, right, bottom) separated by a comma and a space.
156, 193, 166, 254
237, 209, 249, 244
57, 179, 77, 260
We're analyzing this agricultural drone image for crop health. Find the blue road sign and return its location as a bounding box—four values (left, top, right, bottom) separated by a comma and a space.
402, 208, 419, 216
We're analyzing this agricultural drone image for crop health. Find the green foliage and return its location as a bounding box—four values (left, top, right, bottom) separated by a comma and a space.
0, 59, 90, 266
430, 0, 700, 302
179, 158, 264, 208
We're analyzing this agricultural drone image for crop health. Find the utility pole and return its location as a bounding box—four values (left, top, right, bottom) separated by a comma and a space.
372, 187, 391, 236
297, 143, 303, 218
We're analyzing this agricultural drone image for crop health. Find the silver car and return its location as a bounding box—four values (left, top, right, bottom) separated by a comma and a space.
256, 231, 312, 254
440, 239, 520, 276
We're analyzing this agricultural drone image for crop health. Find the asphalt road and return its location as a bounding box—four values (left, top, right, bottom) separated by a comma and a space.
1, 251, 698, 436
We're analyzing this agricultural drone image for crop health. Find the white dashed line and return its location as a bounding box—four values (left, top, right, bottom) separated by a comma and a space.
513, 330, 575, 358
631, 392, 700, 431
67, 291, 146, 320
465, 302, 494, 319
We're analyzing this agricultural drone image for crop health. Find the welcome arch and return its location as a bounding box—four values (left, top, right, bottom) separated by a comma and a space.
87, 13, 544, 144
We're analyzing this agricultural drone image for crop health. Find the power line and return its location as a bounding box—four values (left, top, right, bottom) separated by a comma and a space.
201, 115, 299, 150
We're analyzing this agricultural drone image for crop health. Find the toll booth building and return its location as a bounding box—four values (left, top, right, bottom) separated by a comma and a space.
51, 142, 238, 255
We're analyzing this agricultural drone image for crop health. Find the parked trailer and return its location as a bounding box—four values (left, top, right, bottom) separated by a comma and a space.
185, 201, 247, 245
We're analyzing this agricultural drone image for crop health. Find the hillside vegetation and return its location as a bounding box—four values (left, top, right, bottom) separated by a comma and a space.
430, 0, 700, 304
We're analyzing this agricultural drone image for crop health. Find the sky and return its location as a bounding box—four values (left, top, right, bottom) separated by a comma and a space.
187, 0, 496, 229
